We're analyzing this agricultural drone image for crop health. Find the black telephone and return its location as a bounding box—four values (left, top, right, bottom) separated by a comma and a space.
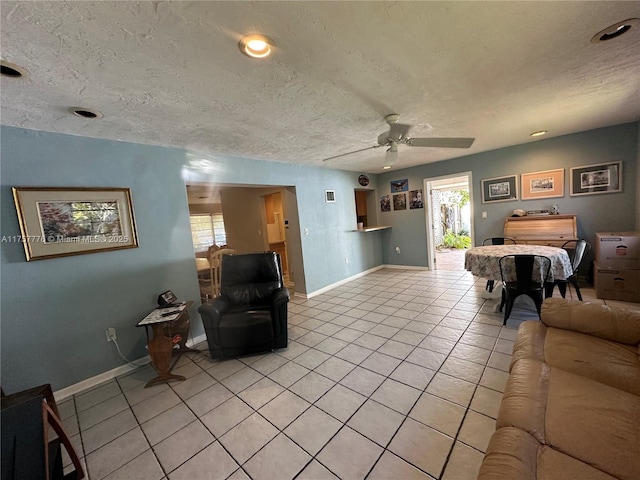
157, 290, 178, 307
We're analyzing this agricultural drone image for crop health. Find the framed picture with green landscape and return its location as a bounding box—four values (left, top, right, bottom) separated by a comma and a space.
12, 187, 138, 261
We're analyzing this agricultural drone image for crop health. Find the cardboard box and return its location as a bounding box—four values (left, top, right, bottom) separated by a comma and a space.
594, 232, 640, 269
594, 262, 640, 302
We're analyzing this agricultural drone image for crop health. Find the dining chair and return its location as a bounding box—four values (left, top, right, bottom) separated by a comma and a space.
482, 237, 517, 292
209, 248, 236, 299
199, 247, 236, 302
499, 254, 551, 325
547, 239, 591, 301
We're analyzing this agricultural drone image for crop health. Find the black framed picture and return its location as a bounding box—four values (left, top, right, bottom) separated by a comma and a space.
481, 174, 518, 203
570, 161, 622, 196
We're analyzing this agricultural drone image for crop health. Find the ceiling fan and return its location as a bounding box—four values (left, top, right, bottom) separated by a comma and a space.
322, 114, 475, 164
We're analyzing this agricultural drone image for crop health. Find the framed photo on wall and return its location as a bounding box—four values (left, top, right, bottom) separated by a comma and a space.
390, 179, 409, 192
481, 174, 518, 203
570, 161, 622, 196
393, 193, 407, 210
11, 187, 139, 261
409, 189, 424, 209
521, 168, 564, 200
380, 195, 391, 212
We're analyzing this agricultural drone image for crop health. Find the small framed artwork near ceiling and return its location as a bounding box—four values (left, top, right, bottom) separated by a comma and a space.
570, 161, 622, 196
481, 174, 518, 203
12, 187, 138, 261
390, 179, 409, 192
521, 168, 564, 200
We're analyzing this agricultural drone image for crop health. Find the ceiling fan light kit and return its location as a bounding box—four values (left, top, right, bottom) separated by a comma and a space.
322, 113, 475, 165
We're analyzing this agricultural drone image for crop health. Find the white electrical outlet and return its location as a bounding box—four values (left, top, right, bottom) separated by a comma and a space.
106, 327, 117, 342
345, 257, 349, 264
395, 246, 401, 253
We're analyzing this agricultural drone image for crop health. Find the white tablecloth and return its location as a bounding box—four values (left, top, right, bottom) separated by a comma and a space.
464, 245, 573, 282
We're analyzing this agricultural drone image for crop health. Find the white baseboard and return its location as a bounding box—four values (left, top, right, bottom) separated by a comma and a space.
301, 264, 431, 299
305, 265, 386, 298
54, 333, 208, 402
382, 264, 431, 271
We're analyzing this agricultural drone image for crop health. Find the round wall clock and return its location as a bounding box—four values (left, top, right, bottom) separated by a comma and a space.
358, 174, 370, 186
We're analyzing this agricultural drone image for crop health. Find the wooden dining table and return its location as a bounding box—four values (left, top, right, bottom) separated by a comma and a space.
195, 257, 210, 274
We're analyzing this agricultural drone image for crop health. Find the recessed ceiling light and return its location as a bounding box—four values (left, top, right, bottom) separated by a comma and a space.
238, 34, 274, 58
382, 165, 392, 170
69, 107, 104, 119
530, 130, 547, 137
1, 60, 28, 78
591, 18, 639, 43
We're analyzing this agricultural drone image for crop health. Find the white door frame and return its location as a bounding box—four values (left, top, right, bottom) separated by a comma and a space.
424, 171, 474, 270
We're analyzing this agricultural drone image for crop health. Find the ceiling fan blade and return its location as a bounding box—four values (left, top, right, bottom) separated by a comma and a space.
387, 123, 412, 142
406, 137, 475, 148
321, 145, 379, 162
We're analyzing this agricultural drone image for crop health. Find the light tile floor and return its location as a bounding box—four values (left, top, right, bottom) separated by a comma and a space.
57, 268, 639, 480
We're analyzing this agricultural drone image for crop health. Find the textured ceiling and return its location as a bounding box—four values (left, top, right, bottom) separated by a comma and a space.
1, 1, 639, 173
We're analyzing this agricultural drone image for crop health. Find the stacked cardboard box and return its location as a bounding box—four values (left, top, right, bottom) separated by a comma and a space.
594, 232, 640, 302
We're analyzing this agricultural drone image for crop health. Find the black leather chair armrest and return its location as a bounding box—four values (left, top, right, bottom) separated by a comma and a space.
272, 287, 290, 307
198, 296, 231, 324
198, 296, 231, 348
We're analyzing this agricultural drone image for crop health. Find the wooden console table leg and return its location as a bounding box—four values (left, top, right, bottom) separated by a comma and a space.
145, 323, 186, 388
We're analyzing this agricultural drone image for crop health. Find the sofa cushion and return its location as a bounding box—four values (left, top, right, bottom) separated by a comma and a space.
541, 298, 640, 345
477, 427, 618, 480
511, 321, 640, 396
498, 359, 640, 480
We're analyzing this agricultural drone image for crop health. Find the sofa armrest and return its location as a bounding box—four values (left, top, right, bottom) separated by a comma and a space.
510, 321, 547, 371
541, 298, 640, 346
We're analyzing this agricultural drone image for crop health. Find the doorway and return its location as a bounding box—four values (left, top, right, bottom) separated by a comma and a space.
263, 192, 291, 284
424, 172, 474, 270
186, 183, 305, 294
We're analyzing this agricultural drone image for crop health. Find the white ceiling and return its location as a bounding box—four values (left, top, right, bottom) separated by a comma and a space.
1, 2, 639, 173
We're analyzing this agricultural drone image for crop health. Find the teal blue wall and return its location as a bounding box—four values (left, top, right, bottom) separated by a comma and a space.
0, 126, 384, 391
377, 122, 638, 267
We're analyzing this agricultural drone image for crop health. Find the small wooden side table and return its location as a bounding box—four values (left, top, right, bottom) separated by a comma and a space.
136, 301, 198, 388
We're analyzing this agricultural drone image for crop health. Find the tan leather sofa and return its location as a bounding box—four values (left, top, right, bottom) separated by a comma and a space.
478, 298, 640, 480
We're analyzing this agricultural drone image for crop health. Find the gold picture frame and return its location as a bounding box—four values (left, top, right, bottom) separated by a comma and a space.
521, 169, 564, 200
12, 187, 139, 261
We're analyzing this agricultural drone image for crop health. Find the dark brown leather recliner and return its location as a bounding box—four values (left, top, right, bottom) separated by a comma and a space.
198, 252, 289, 359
